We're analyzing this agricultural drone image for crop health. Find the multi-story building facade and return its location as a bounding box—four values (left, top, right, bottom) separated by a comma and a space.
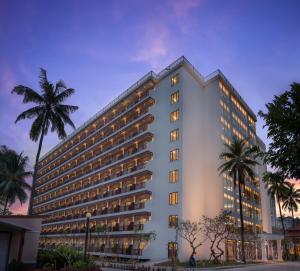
33, 57, 275, 261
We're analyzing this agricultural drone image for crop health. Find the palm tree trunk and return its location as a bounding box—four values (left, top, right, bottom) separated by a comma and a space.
238, 181, 246, 263
292, 209, 297, 260
277, 195, 288, 259
3, 196, 9, 215
28, 122, 46, 215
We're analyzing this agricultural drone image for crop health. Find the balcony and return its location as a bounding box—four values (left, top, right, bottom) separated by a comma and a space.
42, 223, 145, 235
42, 201, 149, 225
37, 95, 154, 176
36, 113, 154, 189
33, 141, 153, 202
33, 160, 151, 214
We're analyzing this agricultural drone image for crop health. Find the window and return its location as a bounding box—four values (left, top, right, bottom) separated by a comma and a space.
169, 192, 179, 205
168, 242, 178, 259
169, 170, 179, 183
168, 215, 178, 228
170, 129, 179, 142
171, 74, 179, 86
170, 109, 179, 123
171, 91, 179, 104
170, 149, 179, 162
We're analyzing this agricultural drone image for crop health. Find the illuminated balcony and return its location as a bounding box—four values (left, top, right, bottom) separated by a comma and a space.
38, 89, 154, 174
34, 132, 153, 198
34, 172, 151, 213
36, 99, 154, 186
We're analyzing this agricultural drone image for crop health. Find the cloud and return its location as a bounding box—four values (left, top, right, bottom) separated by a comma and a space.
132, 21, 171, 70
131, 0, 203, 70
168, 0, 203, 33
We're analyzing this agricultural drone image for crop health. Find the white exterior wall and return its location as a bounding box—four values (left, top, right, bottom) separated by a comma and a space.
181, 70, 224, 260
143, 69, 184, 260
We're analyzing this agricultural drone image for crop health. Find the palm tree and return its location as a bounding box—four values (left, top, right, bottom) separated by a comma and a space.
218, 138, 260, 263
282, 182, 300, 260
11, 68, 79, 214
0, 146, 32, 214
282, 183, 300, 227
263, 171, 289, 257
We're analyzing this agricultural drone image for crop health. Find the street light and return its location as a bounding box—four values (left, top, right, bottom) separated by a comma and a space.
83, 212, 91, 262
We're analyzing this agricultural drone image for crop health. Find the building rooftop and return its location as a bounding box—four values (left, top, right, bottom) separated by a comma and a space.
40, 56, 257, 161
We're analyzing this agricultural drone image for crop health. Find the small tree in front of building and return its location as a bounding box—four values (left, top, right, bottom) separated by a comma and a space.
176, 219, 205, 261
202, 211, 234, 263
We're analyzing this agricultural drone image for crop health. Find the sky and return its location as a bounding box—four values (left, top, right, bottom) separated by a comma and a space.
0, 0, 299, 216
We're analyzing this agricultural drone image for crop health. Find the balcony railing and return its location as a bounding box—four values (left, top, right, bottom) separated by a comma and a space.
36, 111, 153, 188
38, 93, 152, 174
33, 162, 150, 214
34, 142, 152, 201
42, 223, 144, 235
42, 202, 146, 224
36, 182, 147, 213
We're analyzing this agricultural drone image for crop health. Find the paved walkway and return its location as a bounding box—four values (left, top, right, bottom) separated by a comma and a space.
101, 262, 300, 271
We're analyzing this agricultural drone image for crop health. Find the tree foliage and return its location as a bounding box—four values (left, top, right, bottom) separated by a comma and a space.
202, 211, 234, 263
218, 137, 260, 263
0, 145, 32, 214
11, 68, 78, 214
176, 219, 205, 258
258, 82, 300, 179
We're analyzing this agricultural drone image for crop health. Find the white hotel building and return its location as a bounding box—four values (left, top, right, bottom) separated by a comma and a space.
32, 57, 279, 261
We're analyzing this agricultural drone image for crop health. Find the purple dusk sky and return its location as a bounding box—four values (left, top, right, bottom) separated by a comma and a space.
0, 0, 299, 215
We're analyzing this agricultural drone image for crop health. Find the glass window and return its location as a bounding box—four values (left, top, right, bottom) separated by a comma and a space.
168, 242, 178, 259
170, 149, 179, 162
171, 91, 179, 104
169, 170, 179, 183
169, 192, 179, 205
170, 109, 179, 123
168, 215, 178, 228
170, 129, 179, 142
171, 74, 179, 86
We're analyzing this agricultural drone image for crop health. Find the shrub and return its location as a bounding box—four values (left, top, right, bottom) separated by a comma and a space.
37, 245, 90, 270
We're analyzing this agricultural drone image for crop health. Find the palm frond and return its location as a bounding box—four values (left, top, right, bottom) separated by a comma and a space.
54, 88, 76, 103
15, 106, 44, 123
11, 86, 44, 104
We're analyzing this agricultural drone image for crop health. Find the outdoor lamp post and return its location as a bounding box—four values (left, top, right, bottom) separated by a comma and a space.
83, 212, 91, 262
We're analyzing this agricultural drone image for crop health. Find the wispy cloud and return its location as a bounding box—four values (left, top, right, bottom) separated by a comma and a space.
131, 0, 203, 69
132, 21, 172, 70
167, 0, 203, 33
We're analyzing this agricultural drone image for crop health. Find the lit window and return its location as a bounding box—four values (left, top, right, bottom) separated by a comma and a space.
170, 149, 179, 162
170, 129, 179, 142
168, 215, 178, 228
171, 91, 179, 104
168, 242, 178, 259
169, 170, 179, 183
170, 109, 179, 123
169, 192, 179, 205
224, 193, 234, 210
171, 74, 179, 86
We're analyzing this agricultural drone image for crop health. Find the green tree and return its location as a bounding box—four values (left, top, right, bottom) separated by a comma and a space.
263, 171, 289, 257
218, 138, 260, 263
11, 69, 78, 214
258, 82, 300, 179
0, 146, 32, 214
282, 182, 300, 260
282, 182, 300, 227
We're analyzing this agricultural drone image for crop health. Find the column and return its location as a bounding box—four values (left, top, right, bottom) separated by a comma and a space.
261, 237, 267, 261
277, 239, 283, 261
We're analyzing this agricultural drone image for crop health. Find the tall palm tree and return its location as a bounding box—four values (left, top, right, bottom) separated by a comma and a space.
282, 183, 300, 227
282, 182, 300, 259
11, 69, 79, 214
263, 171, 289, 257
218, 138, 260, 263
0, 146, 32, 214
